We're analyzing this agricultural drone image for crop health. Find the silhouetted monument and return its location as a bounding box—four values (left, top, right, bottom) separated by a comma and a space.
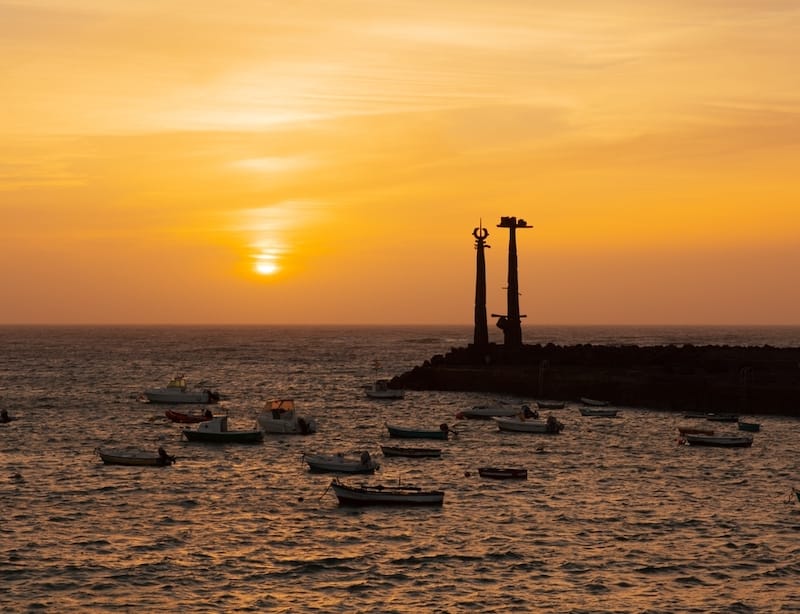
472, 223, 490, 348
492, 216, 531, 348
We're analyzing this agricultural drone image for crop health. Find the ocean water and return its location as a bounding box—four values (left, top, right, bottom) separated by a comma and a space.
1, 325, 799, 613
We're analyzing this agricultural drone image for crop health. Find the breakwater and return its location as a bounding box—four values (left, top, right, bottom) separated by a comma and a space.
393, 343, 800, 416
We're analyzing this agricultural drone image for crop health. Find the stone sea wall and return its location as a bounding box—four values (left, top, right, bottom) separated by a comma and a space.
392, 343, 800, 416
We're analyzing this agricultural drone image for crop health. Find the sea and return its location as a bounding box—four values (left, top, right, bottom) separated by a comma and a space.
1, 325, 799, 613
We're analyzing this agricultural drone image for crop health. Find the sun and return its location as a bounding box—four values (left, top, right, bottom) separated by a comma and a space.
255, 260, 279, 276
252, 248, 282, 276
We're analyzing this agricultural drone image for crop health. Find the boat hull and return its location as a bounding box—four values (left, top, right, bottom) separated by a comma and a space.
96, 449, 175, 466
380, 445, 442, 458
579, 408, 619, 417
386, 424, 449, 440
330, 480, 444, 506
459, 406, 521, 419
493, 417, 564, 434
145, 390, 216, 404
738, 421, 761, 432
182, 430, 263, 443
477, 467, 527, 480
683, 434, 753, 447
536, 401, 566, 410
305, 454, 379, 474
165, 409, 213, 423
580, 397, 609, 407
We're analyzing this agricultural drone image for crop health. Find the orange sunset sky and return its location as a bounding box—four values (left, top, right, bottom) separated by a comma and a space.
2, 1, 799, 325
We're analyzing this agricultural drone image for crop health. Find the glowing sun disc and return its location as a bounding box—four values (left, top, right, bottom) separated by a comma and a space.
255, 261, 279, 275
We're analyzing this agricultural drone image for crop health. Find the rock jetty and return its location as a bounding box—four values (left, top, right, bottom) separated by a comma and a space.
393, 343, 800, 416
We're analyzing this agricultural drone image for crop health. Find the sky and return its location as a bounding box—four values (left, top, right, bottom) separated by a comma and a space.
1, 0, 799, 325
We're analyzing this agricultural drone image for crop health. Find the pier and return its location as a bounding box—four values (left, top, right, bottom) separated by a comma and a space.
393, 217, 800, 416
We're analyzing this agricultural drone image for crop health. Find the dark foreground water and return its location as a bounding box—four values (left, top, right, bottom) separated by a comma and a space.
1, 325, 799, 613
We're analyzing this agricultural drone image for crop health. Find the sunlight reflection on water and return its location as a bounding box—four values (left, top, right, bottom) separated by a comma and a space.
1, 325, 799, 612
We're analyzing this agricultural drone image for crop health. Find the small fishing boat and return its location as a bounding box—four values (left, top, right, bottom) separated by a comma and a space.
304, 451, 379, 474
457, 403, 530, 419
477, 467, 528, 480
182, 416, 264, 444
681, 434, 753, 448
329, 478, 444, 506
143, 375, 220, 404
385, 422, 452, 440
737, 420, 761, 432
165, 409, 214, 423
579, 407, 619, 418
365, 379, 405, 399
380, 445, 442, 458
793, 487, 800, 503
0, 409, 18, 424
677, 426, 715, 436
705, 413, 739, 422
257, 399, 316, 435
580, 397, 609, 407
96, 447, 176, 466
536, 400, 566, 410
493, 415, 564, 434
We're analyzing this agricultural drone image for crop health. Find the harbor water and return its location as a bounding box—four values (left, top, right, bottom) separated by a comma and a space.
2, 325, 799, 612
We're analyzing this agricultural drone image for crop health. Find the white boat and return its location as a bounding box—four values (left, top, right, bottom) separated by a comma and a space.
143, 375, 220, 404
681, 434, 753, 448
493, 415, 564, 434
457, 403, 528, 419
257, 399, 317, 435
304, 451, 379, 474
579, 407, 619, 417
182, 416, 264, 443
365, 379, 405, 399
329, 478, 444, 506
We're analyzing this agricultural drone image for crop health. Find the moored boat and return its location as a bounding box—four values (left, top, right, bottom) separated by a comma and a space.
144, 375, 220, 404
493, 415, 564, 434
457, 403, 530, 419
536, 400, 566, 410
737, 420, 761, 432
365, 379, 405, 399
257, 399, 317, 435
706, 413, 739, 422
681, 434, 753, 448
385, 422, 452, 440
677, 426, 715, 436
165, 409, 214, 423
580, 397, 609, 407
329, 478, 444, 506
380, 445, 442, 458
182, 416, 263, 444
96, 447, 176, 466
579, 407, 619, 417
304, 451, 379, 474
477, 467, 527, 480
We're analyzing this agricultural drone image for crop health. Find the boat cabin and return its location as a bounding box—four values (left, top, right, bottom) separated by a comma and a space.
196, 416, 229, 433
266, 399, 296, 418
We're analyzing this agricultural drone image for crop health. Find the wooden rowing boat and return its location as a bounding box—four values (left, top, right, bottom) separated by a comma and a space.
477, 467, 528, 480
329, 478, 444, 506
380, 445, 442, 458
96, 447, 176, 466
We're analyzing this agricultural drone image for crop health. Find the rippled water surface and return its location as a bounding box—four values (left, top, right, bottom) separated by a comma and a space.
2, 325, 800, 613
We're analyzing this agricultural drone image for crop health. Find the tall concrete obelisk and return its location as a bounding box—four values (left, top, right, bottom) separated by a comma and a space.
493, 216, 531, 348
472, 223, 490, 348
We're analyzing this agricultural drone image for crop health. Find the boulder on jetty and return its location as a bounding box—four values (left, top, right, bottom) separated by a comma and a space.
393, 343, 800, 416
